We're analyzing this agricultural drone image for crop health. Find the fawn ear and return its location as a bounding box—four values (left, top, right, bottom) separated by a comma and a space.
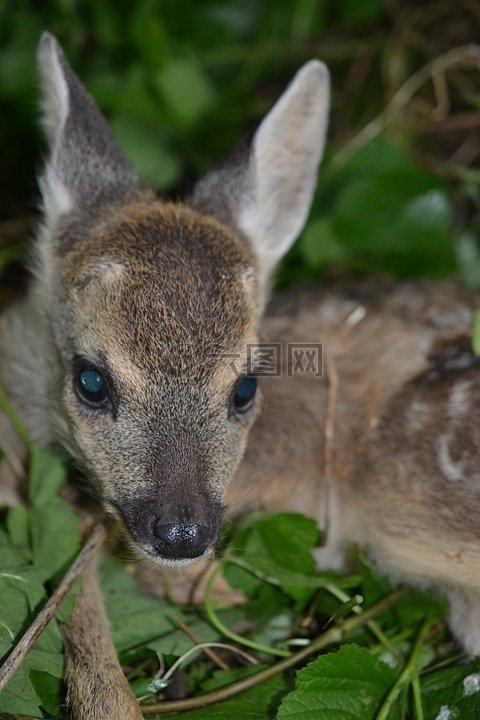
37, 33, 140, 232
192, 61, 330, 283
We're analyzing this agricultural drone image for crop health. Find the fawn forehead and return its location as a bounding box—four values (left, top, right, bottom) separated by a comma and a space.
63, 200, 258, 377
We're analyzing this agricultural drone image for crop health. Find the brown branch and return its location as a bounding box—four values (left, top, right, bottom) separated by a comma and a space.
319, 341, 338, 546
141, 586, 411, 715
173, 616, 230, 671
332, 44, 480, 169
0, 523, 107, 693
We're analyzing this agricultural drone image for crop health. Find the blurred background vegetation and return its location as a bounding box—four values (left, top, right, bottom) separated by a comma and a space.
1, 0, 480, 287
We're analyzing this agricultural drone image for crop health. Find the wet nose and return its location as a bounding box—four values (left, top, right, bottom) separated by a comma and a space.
153, 521, 212, 560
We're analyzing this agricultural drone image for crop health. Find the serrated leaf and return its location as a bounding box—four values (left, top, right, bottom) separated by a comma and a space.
277, 645, 398, 720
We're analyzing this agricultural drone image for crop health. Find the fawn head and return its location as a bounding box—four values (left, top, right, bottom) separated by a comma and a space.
31, 33, 329, 565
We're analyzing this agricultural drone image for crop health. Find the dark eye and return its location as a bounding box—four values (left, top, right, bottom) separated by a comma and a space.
233, 376, 257, 413
74, 366, 110, 408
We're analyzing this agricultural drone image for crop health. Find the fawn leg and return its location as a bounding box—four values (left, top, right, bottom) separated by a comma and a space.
62, 557, 143, 720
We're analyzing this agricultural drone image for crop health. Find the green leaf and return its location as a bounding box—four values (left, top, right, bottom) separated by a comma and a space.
277, 644, 398, 720
110, 114, 181, 190
421, 661, 480, 720
224, 513, 319, 607
29, 445, 66, 503
300, 217, 347, 269
0, 563, 65, 716
100, 558, 174, 654
229, 553, 355, 594
336, 0, 385, 25
29, 445, 81, 583
224, 513, 320, 603
200, 664, 267, 693
330, 169, 455, 277
155, 57, 217, 127
6, 504, 29, 552
29, 669, 65, 717
0, 441, 80, 716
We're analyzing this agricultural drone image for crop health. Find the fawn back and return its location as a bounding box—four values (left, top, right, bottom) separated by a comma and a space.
229, 278, 480, 654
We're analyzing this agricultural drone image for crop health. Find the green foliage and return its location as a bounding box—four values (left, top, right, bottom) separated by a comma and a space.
0, 445, 81, 717
3, 472, 480, 719
2, 0, 479, 287
282, 137, 457, 284
277, 646, 398, 719
223, 512, 320, 606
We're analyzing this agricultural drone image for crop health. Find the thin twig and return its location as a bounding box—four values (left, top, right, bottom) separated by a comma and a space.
142, 586, 411, 715
173, 615, 230, 671
331, 44, 480, 169
161, 643, 257, 686
0, 523, 107, 693
320, 341, 338, 546
375, 618, 432, 720
301, 588, 325, 629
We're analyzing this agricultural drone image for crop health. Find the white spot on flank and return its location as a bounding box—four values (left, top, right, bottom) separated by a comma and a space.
447, 380, 472, 420
345, 305, 366, 327
463, 672, 480, 697
406, 398, 429, 433
437, 433, 465, 482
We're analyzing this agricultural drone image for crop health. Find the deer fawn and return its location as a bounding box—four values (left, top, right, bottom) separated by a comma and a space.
0, 33, 328, 718
1, 31, 479, 720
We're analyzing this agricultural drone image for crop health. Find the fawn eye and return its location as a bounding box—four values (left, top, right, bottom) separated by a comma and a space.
74, 365, 110, 408
233, 376, 257, 413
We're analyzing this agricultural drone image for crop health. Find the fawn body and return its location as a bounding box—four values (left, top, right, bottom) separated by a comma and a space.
235, 279, 480, 657
1, 32, 480, 720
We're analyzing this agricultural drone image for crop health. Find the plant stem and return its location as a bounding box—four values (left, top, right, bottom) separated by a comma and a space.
142, 586, 411, 715
412, 673, 424, 720
203, 561, 290, 658
375, 618, 431, 720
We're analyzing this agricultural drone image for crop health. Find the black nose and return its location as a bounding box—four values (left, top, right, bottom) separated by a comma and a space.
153, 521, 212, 560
